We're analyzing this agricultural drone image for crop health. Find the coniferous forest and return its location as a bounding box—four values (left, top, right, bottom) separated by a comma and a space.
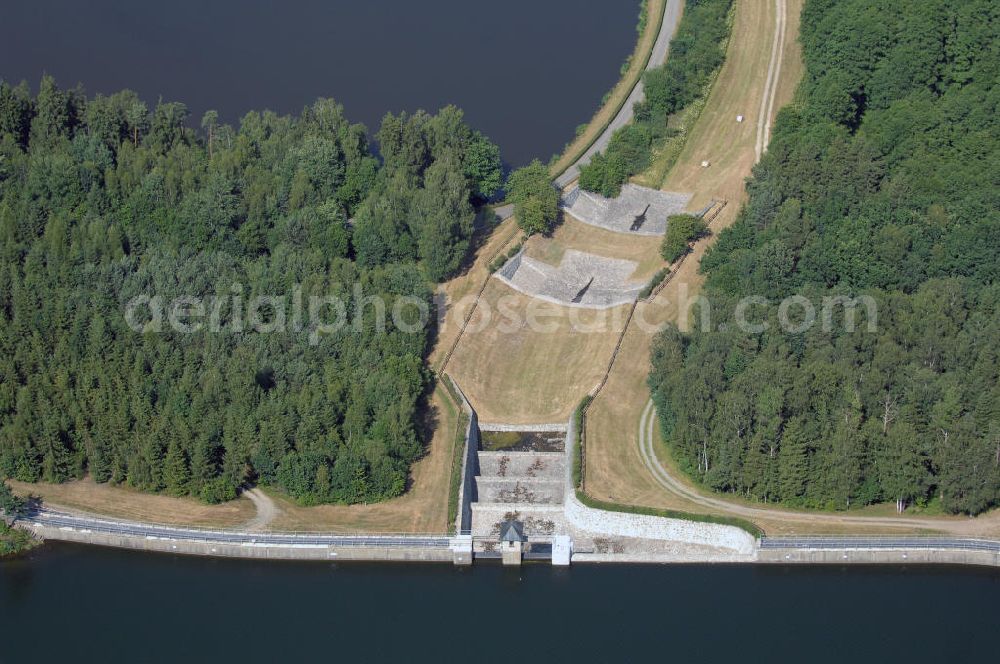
650, 0, 999, 514
0, 78, 501, 504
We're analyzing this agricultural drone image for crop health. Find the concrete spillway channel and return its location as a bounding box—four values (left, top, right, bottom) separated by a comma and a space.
470, 424, 573, 565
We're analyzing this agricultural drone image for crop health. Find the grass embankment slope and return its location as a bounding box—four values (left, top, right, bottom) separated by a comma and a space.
446, 281, 632, 424
584, 0, 808, 525
584, 0, 1000, 538
9, 478, 256, 528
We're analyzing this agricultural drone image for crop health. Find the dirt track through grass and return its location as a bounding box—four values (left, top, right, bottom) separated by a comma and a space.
584, 0, 806, 522
637, 399, 1000, 537
755, 0, 787, 159
242, 488, 278, 531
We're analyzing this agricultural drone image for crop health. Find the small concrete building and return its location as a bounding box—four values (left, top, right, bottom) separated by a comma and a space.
499, 520, 525, 566
552, 535, 573, 566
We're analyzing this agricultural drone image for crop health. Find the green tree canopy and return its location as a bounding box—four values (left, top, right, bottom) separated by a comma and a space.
650, 0, 1000, 515
0, 79, 499, 507
661, 214, 708, 262
506, 160, 559, 235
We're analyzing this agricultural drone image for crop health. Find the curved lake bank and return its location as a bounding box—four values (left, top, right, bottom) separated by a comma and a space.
2, 543, 999, 663
0, 0, 639, 166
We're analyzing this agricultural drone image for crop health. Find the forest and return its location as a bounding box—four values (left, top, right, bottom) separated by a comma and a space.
650, 0, 1000, 514
0, 77, 502, 504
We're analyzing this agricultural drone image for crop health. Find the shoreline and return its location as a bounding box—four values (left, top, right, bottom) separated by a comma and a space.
547, 0, 670, 180
16, 512, 1000, 569
15, 393, 1000, 570
553, 0, 685, 188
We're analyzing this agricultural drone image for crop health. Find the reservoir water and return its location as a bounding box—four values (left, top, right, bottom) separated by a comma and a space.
2, 543, 999, 663
0, 0, 639, 167
3, 3, 999, 660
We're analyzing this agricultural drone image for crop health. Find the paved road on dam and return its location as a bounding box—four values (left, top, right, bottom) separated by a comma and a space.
761, 537, 1000, 553
21, 507, 452, 548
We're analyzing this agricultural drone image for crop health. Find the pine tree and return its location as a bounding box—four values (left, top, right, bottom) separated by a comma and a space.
0, 477, 23, 518
164, 441, 191, 496
778, 418, 810, 502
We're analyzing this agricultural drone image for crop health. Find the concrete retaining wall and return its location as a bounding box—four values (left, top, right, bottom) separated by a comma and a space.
478, 423, 567, 433
27, 524, 455, 562
564, 495, 757, 555
496, 247, 524, 281
759, 547, 1000, 568
561, 185, 693, 235
448, 377, 480, 535
477, 451, 565, 479
494, 249, 644, 309
475, 477, 564, 505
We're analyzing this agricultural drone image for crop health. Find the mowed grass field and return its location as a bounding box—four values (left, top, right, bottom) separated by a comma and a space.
446, 279, 632, 424
584, 0, 808, 521
9, 478, 256, 528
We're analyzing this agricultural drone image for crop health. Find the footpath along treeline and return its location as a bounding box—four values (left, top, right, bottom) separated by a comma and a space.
651, 0, 1000, 515
0, 77, 503, 506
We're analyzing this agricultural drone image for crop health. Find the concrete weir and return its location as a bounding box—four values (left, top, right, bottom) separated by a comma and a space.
561, 184, 693, 236
494, 248, 643, 309
467, 421, 572, 565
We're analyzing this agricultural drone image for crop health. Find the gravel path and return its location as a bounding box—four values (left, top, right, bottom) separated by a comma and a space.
637, 399, 1000, 536
242, 488, 279, 531
755, 0, 788, 160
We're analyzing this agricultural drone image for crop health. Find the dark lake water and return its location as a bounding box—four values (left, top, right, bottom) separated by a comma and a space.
0, 0, 639, 166
2, 543, 999, 663
5, 3, 999, 659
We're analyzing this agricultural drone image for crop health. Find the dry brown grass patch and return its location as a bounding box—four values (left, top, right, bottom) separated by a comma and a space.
447, 280, 631, 424
526, 215, 665, 281
9, 478, 255, 528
